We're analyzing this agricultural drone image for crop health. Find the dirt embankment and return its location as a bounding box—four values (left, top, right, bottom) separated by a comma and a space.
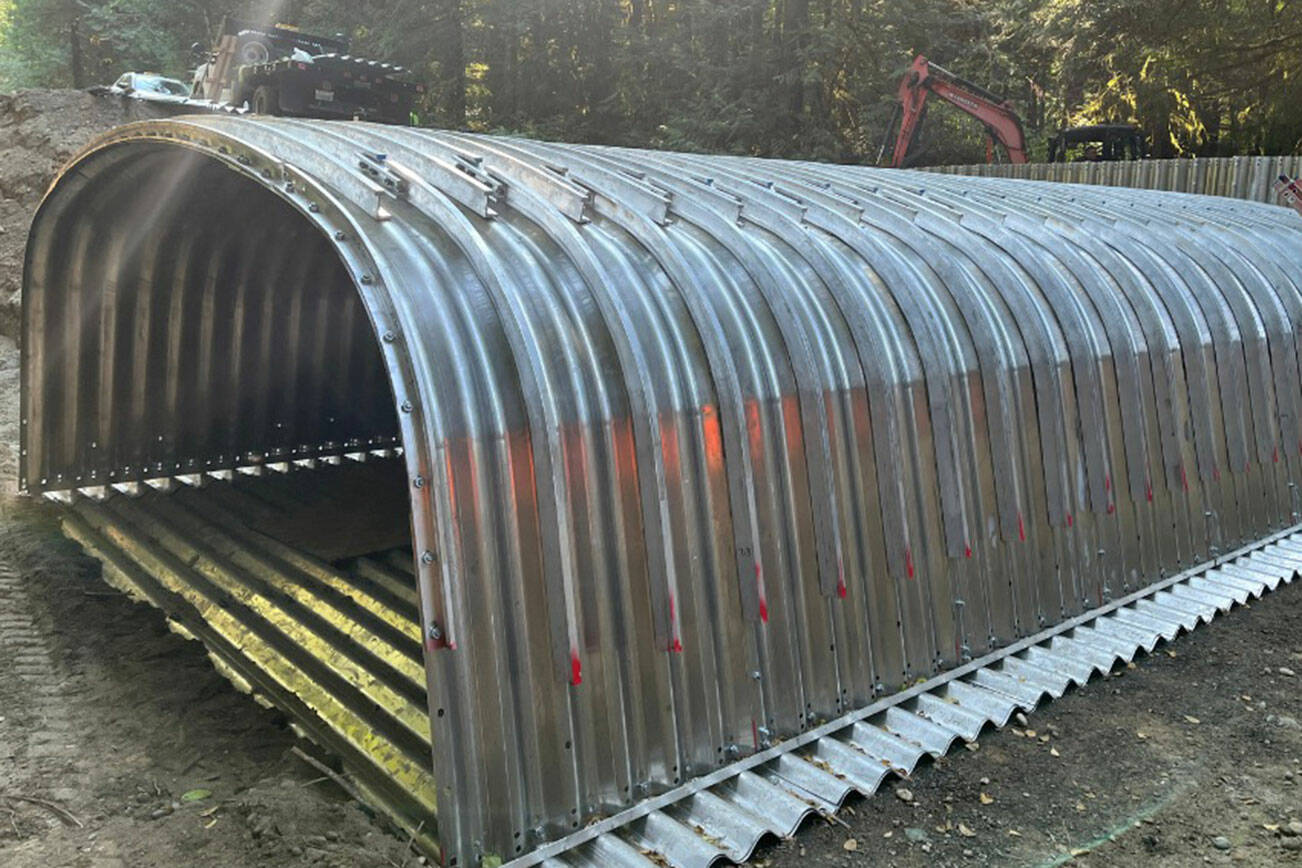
0, 89, 172, 338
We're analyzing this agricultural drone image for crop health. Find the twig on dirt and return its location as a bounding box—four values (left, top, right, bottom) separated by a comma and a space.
821, 810, 852, 831
399, 820, 425, 867
290, 747, 363, 804
298, 775, 330, 788
2, 794, 83, 828
1, 802, 20, 837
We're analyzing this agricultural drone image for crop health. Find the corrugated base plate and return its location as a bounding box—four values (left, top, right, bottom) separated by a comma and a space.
56, 468, 440, 857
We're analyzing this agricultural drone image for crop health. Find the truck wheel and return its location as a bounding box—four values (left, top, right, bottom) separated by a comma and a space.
252, 86, 279, 116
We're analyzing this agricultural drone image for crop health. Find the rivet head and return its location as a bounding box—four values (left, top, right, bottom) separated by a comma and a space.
420, 550, 436, 565
413, 476, 425, 488
400, 400, 413, 413
360, 274, 374, 285
382, 331, 397, 343
308, 202, 320, 213
334, 230, 347, 241
427, 620, 442, 640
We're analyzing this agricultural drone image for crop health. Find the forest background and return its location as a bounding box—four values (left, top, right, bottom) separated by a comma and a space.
1, 0, 1297, 165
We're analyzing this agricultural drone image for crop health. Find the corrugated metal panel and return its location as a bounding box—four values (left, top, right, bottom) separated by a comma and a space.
21, 117, 1302, 865
526, 527, 1302, 867
926, 154, 1302, 204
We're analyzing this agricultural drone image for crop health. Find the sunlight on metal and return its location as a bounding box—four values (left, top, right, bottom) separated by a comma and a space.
21, 116, 1302, 867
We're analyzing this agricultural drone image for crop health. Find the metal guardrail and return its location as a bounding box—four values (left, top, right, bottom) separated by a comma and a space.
924, 154, 1302, 204
21, 118, 1302, 866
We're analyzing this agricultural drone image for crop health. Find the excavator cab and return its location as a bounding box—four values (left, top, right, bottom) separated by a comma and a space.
1048, 124, 1146, 162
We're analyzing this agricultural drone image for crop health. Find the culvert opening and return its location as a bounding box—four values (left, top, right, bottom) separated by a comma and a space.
23, 140, 439, 845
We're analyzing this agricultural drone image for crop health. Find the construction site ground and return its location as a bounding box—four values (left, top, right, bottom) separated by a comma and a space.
0, 88, 1299, 868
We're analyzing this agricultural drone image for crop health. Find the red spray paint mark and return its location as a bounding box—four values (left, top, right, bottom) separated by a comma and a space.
1017, 511, 1026, 542
1105, 474, 1112, 492
1066, 512, 1074, 528
1213, 466, 1221, 482
1274, 447, 1280, 464
964, 544, 972, 559
755, 561, 769, 622
569, 652, 583, 686
758, 597, 769, 623
1181, 465, 1190, 491
1146, 481, 1154, 503
905, 547, 915, 580
837, 559, 847, 598
669, 637, 683, 653
1107, 502, 1115, 515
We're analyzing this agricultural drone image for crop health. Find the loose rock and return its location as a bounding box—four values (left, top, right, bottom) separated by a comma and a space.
895, 787, 914, 804
1213, 836, 1232, 850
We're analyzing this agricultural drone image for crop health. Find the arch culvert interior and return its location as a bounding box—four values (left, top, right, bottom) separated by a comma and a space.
22, 136, 436, 851
22, 118, 1302, 867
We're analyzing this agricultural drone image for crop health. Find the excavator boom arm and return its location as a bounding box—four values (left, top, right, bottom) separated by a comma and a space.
888, 55, 1028, 168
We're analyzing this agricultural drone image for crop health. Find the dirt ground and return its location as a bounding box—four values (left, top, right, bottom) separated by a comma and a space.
0, 89, 1299, 868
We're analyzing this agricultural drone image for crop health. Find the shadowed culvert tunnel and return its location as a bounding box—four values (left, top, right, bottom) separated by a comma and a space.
21, 117, 1302, 867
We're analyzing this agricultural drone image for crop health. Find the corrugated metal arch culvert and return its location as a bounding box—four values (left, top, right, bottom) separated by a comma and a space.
21, 117, 1302, 866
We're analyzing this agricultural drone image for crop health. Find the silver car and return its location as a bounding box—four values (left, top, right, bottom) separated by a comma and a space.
108, 72, 193, 104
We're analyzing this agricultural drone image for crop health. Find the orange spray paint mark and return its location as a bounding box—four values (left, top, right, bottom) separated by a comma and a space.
701, 404, 723, 474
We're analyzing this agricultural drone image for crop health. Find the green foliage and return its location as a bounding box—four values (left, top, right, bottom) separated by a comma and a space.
0, 0, 1296, 161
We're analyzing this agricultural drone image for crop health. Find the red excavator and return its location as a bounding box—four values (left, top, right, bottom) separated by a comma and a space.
881, 54, 1028, 168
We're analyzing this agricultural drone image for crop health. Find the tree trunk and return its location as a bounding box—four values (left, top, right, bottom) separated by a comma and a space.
781, 0, 810, 117
69, 18, 85, 89
437, 0, 466, 127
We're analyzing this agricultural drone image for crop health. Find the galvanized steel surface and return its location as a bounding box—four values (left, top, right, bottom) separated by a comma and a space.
528, 526, 1302, 867
927, 154, 1302, 204
21, 117, 1302, 865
